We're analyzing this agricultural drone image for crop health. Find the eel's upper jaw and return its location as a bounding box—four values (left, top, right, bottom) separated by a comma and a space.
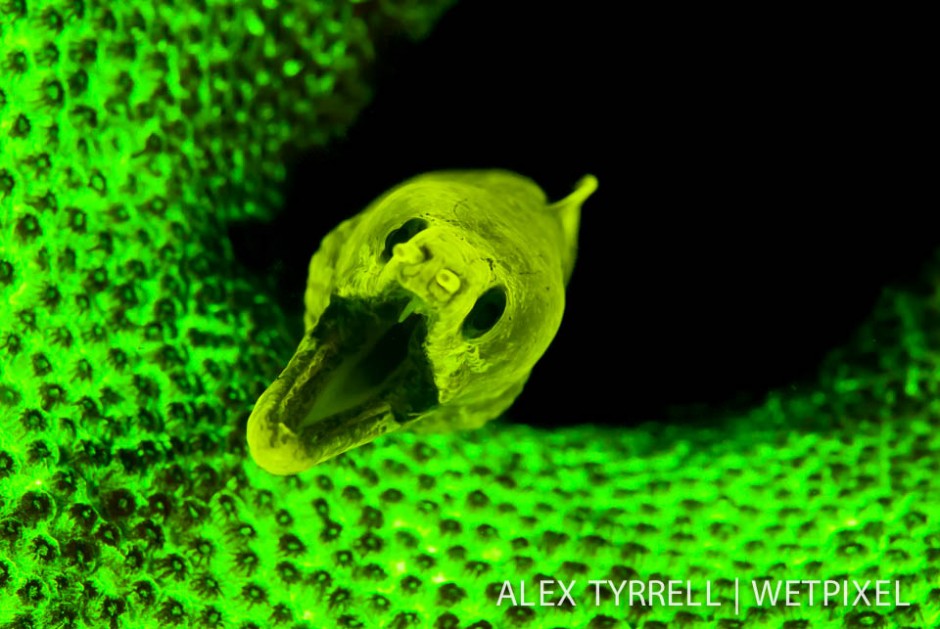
247, 294, 439, 475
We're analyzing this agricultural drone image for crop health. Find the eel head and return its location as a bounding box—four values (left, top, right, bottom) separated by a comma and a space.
247, 171, 597, 474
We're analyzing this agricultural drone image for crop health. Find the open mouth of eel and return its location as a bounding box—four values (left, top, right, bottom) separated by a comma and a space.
247, 292, 439, 474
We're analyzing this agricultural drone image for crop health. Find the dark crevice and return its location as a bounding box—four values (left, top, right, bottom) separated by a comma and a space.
230, 1, 935, 428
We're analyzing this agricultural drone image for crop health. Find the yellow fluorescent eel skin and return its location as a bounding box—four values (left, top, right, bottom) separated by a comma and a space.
247, 170, 598, 474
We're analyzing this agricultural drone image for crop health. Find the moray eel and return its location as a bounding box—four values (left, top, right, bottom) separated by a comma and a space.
247, 170, 598, 474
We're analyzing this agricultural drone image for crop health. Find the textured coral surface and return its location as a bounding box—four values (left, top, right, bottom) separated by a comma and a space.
1, 1, 939, 628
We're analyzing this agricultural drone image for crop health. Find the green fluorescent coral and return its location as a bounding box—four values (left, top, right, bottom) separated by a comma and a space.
247, 171, 598, 475
1, 2, 939, 629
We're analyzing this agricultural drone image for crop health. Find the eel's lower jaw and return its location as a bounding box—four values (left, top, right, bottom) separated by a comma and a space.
246, 392, 400, 476
247, 295, 438, 475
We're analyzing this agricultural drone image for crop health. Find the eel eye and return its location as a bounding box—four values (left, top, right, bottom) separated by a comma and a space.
462, 286, 507, 339
381, 218, 428, 261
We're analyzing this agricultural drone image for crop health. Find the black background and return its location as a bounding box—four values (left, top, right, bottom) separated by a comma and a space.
231, 3, 934, 428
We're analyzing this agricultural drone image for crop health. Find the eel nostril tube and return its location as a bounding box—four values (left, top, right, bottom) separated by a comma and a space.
428, 268, 461, 302
435, 269, 460, 294
393, 242, 425, 265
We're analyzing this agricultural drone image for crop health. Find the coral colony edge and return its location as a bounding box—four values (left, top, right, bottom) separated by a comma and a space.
1, 2, 939, 628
